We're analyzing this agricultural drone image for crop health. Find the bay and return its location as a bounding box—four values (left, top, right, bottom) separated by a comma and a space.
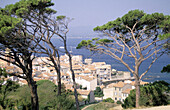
52, 37, 170, 83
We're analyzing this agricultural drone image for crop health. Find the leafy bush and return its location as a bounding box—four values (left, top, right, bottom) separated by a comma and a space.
80, 85, 82, 89
94, 87, 104, 97
116, 100, 122, 104
122, 81, 170, 109
83, 87, 87, 90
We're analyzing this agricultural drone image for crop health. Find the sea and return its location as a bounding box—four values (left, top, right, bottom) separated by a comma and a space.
51, 37, 170, 84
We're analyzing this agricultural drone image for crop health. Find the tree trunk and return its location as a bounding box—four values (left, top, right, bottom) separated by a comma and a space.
56, 68, 61, 95
66, 52, 80, 110
23, 55, 39, 110
27, 75, 39, 110
134, 75, 140, 108
68, 54, 80, 110
63, 39, 80, 110
49, 56, 61, 95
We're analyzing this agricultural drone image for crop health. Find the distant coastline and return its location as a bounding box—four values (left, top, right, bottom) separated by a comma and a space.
56, 38, 170, 84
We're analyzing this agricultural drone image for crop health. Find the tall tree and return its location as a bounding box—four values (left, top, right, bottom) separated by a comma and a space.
0, 0, 56, 109
77, 10, 169, 108
60, 16, 80, 110
32, 15, 80, 110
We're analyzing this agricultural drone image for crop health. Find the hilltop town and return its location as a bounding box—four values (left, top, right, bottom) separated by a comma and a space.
0, 54, 148, 104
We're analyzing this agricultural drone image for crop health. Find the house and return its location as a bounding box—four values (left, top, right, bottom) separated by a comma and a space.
103, 81, 132, 102
122, 88, 132, 101
77, 89, 95, 103
84, 58, 92, 65
60, 54, 83, 65
103, 80, 149, 102
75, 75, 97, 90
91, 62, 111, 85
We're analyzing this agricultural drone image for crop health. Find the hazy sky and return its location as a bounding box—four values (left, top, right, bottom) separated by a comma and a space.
0, 0, 170, 28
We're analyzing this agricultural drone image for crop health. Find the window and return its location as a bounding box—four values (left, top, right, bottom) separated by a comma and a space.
119, 98, 121, 101
119, 88, 121, 91
115, 97, 117, 100
114, 92, 117, 95
115, 87, 116, 90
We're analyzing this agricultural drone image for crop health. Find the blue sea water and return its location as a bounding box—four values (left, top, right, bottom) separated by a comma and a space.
52, 37, 170, 83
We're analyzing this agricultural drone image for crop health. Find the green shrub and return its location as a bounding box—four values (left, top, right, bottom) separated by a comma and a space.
103, 98, 114, 103
94, 87, 104, 97
122, 81, 169, 109
116, 100, 122, 104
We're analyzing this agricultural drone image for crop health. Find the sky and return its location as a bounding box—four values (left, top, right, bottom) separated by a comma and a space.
0, 0, 170, 34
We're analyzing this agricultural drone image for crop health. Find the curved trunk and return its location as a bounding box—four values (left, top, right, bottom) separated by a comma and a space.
67, 53, 80, 110
50, 56, 62, 95
63, 39, 80, 110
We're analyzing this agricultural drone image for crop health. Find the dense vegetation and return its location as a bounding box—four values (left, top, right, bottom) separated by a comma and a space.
122, 81, 170, 109
0, 68, 20, 109
161, 64, 170, 73
0, 80, 76, 110
102, 98, 114, 103
85, 102, 116, 110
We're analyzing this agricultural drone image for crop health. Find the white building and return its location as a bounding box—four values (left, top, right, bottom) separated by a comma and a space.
75, 75, 97, 90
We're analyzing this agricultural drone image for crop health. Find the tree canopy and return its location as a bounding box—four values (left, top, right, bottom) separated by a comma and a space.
0, 0, 57, 109
77, 9, 170, 108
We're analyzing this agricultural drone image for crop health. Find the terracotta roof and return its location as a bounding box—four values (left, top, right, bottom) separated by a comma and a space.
92, 62, 106, 66
89, 67, 96, 71
83, 65, 96, 71
77, 89, 90, 96
33, 77, 42, 81
83, 69, 91, 73
122, 88, 132, 94
107, 81, 125, 88
131, 81, 149, 86
65, 84, 74, 90
60, 63, 69, 68
37, 74, 43, 78
5, 66, 15, 70
19, 80, 27, 84
100, 85, 105, 89
43, 73, 57, 77
75, 75, 95, 82
114, 81, 125, 87
74, 71, 82, 74
73, 65, 82, 69
61, 72, 70, 76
